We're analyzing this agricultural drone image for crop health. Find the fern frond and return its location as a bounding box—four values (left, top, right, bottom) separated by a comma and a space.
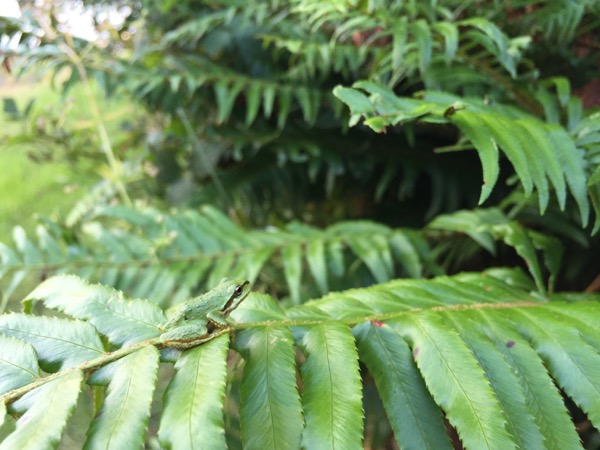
297, 321, 363, 449
520, 0, 598, 44
0, 370, 82, 450
158, 335, 230, 449
334, 82, 594, 226
427, 208, 563, 292
234, 294, 304, 449
0, 206, 438, 306
85, 346, 159, 449
1, 271, 600, 448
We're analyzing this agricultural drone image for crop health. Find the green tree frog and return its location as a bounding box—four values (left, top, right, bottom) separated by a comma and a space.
158, 279, 251, 349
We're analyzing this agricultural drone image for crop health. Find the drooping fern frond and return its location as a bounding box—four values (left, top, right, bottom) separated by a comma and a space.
0, 205, 438, 307
427, 208, 563, 292
334, 81, 597, 227
1, 270, 599, 448
517, 0, 600, 45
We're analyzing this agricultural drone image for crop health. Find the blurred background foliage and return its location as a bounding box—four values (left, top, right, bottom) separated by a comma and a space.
1, 0, 599, 302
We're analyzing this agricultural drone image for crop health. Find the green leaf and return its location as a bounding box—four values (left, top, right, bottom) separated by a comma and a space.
428, 209, 498, 254
84, 346, 159, 450
206, 253, 236, 288
355, 322, 452, 449
442, 312, 546, 449
461, 18, 515, 77
298, 322, 363, 449
363, 115, 388, 133
547, 126, 590, 226
237, 247, 276, 284
517, 118, 567, 210
295, 86, 315, 123
548, 77, 571, 107
491, 223, 544, 292
476, 310, 583, 449
282, 242, 303, 304
262, 84, 276, 118
435, 22, 459, 63
510, 308, 600, 429
306, 238, 329, 294
327, 239, 345, 278
395, 313, 519, 450
333, 85, 374, 115
389, 231, 423, 278
214, 79, 244, 124
245, 81, 261, 126
412, 20, 432, 73
25, 275, 164, 346
0, 335, 40, 395
159, 335, 230, 449
0, 314, 104, 371
347, 235, 393, 283
237, 326, 303, 450
391, 18, 408, 73
478, 113, 534, 197
277, 86, 293, 129
0, 370, 82, 450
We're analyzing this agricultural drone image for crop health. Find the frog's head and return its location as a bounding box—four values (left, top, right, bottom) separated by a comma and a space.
158, 279, 251, 333
216, 278, 252, 316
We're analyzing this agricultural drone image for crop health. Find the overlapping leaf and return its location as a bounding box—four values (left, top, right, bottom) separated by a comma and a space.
0, 336, 40, 395
291, 270, 600, 449
0, 314, 104, 371
0, 370, 83, 450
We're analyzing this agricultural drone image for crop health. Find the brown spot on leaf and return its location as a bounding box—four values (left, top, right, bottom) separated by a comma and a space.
413, 347, 420, 358
506, 340, 515, 348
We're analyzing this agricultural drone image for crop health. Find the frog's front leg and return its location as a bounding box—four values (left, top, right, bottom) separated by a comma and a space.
206, 311, 230, 329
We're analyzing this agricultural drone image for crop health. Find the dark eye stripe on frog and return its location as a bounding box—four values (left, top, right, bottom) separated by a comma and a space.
222, 281, 249, 312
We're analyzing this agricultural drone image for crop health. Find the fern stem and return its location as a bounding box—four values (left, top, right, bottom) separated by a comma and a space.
0, 338, 157, 406
234, 300, 543, 330
0, 328, 233, 406
58, 35, 132, 207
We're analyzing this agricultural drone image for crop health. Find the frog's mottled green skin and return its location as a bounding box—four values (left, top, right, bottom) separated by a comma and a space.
158, 279, 251, 348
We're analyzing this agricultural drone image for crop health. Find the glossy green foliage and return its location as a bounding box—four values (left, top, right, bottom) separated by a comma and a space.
84, 346, 159, 450
0, 314, 104, 371
297, 322, 363, 449
1, 271, 599, 448
0, 371, 83, 450
233, 294, 303, 449
159, 335, 230, 449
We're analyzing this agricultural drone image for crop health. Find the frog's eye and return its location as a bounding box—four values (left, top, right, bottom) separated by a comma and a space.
233, 285, 244, 297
